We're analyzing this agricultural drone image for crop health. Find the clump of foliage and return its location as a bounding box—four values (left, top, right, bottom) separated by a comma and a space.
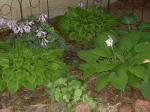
46, 77, 96, 110
78, 31, 150, 100
137, 22, 150, 31
0, 43, 67, 93
56, 5, 118, 42
120, 13, 136, 30
1, 14, 66, 49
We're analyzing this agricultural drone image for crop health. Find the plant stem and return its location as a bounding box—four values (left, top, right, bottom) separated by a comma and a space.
128, 24, 131, 30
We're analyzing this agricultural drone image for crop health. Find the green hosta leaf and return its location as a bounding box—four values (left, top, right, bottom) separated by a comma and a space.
137, 22, 150, 30
109, 66, 128, 91
95, 60, 117, 73
96, 73, 109, 91
135, 42, 150, 54
132, 53, 150, 65
80, 60, 116, 78
117, 37, 133, 52
139, 80, 150, 100
121, 13, 136, 25
0, 79, 6, 91
79, 49, 100, 62
79, 63, 98, 78
128, 72, 141, 88
7, 79, 19, 93
129, 65, 149, 81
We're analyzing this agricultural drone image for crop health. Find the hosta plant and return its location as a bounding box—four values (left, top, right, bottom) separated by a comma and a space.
121, 13, 136, 30
78, 31, 150, 100
0, 43, 67, 93
56, 5, 118, 42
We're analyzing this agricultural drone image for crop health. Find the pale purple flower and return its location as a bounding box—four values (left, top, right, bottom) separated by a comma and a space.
23, 24, 31, 33
6, 20, 17, 29
0, 18, 6, 28
12, 26, 20, 34
79, 2, 85, 8
36, 30, 47, 37
37, 13, 48, 23
77, 0, 85, 8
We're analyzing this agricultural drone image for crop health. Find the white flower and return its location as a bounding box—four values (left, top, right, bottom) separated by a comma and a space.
105, 35, 113, 47
41, 38, 49, 46
143, 59, 150, 64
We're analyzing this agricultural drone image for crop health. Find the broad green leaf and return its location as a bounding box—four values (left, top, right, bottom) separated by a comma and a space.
109, 66, 128, 91
135, 42, 150, 54
95, 60, 116, 73
79, 63, 98, 78
128, 72, 141, 88
7, 79, 19, 93
79, 49, 101, 62
118, 37, 133, 52
139, 80, 150, 100
132, 53, 150, 65
129, 65, 149, 81
0, 79, 6, 91
80, 60, 116, 78
137, 22, 150, 30
121, 13, 136, 25
96, 73, 109, 91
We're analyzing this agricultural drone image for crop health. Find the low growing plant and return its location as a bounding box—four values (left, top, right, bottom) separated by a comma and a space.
46, 77, 96, 110
121, 13, 136, 30
56, 5, 118, 42
78, 31, 150, 100
0, 43, 67, 93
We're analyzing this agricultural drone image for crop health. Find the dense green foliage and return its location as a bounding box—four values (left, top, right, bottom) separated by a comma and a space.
8, 22, 64, 49
121, 13, 136, 30
46, 77, 96, 109
78, 31, 150, 100
56, 5, 118, 42
0, 43, 67, 93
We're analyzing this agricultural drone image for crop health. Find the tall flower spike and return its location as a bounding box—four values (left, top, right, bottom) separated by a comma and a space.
105, 35, 113, 47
